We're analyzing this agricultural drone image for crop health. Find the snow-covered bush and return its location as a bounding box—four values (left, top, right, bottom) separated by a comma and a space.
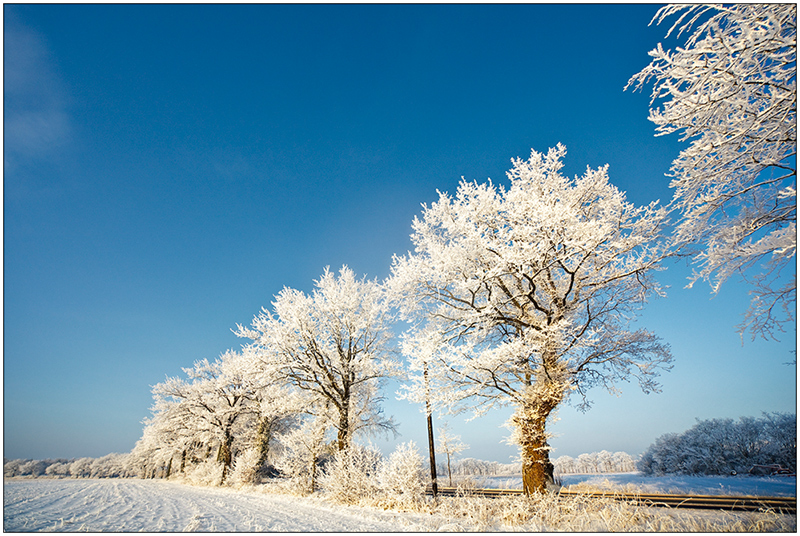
227, 448, 262, 487
320, 443, 383, 505
184, 459, 225, 486
378, 441, 426, 510
638, 413, 796, 475
272, 419, 330, 494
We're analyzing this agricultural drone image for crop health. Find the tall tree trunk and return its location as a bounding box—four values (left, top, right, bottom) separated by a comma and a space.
309, 453, 318, 493
513, 377, 562, 494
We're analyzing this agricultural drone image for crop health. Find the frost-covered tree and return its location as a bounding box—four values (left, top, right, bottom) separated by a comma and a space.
149, 349, 264, 484
577, 453, 599, 474
391, 145, 673, 494
555, 451, 635, 474
436, 422, 468, 486
236, 266, 400, 452
131, 394, 201, 479
553, 455, 574, 475
627, 4, 797, 339
3, 455, 134, 479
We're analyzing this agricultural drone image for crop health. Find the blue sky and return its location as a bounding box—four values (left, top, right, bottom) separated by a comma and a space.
4, 4, 795, 463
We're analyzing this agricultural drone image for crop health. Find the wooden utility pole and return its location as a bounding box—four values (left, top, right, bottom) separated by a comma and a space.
424, 363, 438, 498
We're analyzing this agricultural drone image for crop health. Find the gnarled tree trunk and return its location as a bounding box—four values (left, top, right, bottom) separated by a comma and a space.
513, 370, 564, 494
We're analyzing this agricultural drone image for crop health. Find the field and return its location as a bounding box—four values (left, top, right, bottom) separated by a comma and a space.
3, 479, 429, 532
4, 474, 796, 532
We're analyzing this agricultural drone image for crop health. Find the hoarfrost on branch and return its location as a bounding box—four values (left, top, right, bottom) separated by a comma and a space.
627, 4, 797, 339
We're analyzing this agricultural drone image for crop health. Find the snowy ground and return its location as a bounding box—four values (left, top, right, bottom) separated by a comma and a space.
4, 475, 796, 532
3, 479, 437, 532
475, 472, 797, 497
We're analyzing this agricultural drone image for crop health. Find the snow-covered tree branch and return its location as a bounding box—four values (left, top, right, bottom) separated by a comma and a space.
390, 145, 673, 494
627, 4, 797, 340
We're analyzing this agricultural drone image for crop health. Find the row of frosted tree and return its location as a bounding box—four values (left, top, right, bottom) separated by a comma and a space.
638, 413, 796, 476
125, 3, 798, 494
127, 136, 679, 492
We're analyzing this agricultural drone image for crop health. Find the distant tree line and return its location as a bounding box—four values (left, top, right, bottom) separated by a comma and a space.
436, 458, 518, 477
553, 451, 636, 474
437, 452, 637, 477
3, 454, 134, 479
638, 413, 796, 476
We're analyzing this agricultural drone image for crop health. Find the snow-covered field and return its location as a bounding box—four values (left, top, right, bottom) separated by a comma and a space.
4, 475, 796, 532
476, 473, 797, 497
3, 479, 437, 532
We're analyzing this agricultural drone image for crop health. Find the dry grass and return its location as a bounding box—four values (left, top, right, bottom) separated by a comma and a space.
430, 491, 795, 532
257, 476, 796, 531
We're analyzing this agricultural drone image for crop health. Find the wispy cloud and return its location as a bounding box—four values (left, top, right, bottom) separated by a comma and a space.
4, 13, 72, 172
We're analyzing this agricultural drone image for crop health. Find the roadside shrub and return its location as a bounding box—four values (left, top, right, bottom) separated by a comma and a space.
320, 444, 383, 505
184, 459, 225, 486
227, 448, 262, 487
378, 441, 426, 510
271, 422, 330, 494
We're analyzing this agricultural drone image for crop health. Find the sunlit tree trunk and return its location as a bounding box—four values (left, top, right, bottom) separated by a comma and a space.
516, 400, 557, 494
513, 359, 564, 494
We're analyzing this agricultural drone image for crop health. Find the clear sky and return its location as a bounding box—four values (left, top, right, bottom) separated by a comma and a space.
4, 4, 796, 464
